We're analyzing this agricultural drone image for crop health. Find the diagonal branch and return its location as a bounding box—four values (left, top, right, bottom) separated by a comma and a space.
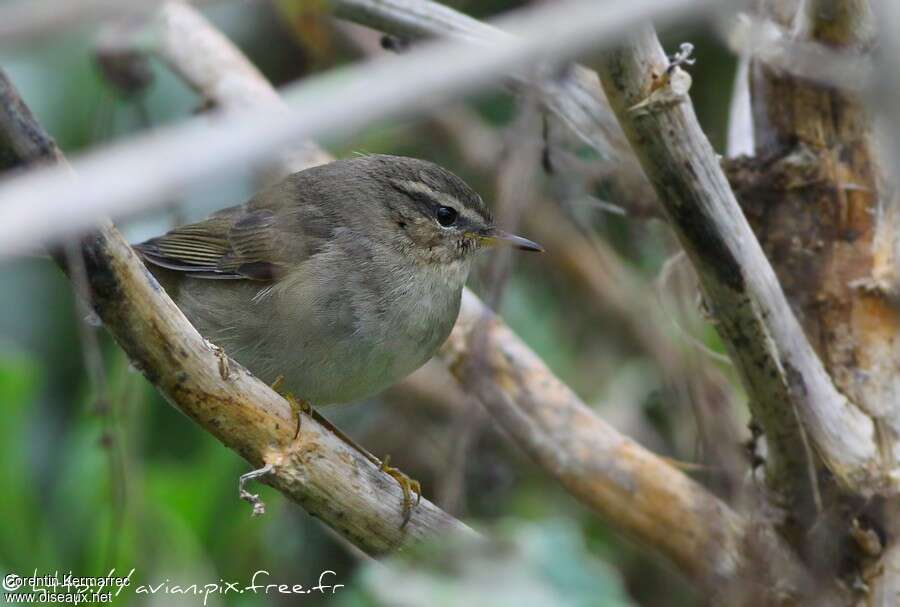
442, 292, 822, 604
0, 67, 472, 555
0, 0, 837, 599
328, 0, 627, 161
124, 2, 823, 601
595, 28, 895, 505
0, 0, 711, 258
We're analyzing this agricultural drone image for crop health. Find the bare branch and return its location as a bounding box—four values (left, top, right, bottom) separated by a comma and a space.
0, 67, 472, 556
595, 28, 894, 499
872, 0, 900, 302
864, 2, 900, 604
329, 0, 627, 160
0, 0, 233, 47
48, 0, 822, 596
726, 54, 754, 158
0, 0, 716, 258
443, 291, 824, 605
723, 13, 872, 93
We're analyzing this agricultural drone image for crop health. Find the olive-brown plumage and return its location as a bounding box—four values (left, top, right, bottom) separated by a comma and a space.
136, 154, 541, 404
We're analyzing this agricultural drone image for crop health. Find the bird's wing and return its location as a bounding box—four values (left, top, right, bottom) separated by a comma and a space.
135, 205, 302, 281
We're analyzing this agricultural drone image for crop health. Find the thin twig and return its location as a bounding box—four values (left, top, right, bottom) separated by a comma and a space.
0, 0, 718, 258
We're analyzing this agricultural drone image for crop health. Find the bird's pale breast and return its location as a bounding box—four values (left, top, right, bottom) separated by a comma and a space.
165, 238, 468, 405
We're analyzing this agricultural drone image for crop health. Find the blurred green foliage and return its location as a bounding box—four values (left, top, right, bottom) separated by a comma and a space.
343, 520, 633, 607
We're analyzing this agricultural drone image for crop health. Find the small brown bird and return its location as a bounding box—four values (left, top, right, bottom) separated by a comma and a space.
135, 154, 542, 517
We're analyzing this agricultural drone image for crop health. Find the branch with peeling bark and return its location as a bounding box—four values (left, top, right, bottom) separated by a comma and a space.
92, 1, 839, 602
595, 27, 897, 519
736, 1, 899, 601
2, 0, 866, 601
0, 0, 820, 599
0, 68, 471, 555
443, 292, 825, 604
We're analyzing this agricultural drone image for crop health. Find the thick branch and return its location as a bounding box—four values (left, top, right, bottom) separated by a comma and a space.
595, 29, 893, 500
0, 68, 471, 556
329, 0, 627, 160
146, 4, 331, 175
442, 292, 823, 604
101, 1, 817, 598
746, 0, 900, 507
0, 0, 713, 257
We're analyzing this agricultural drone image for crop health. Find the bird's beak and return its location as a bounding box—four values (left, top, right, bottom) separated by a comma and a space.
478, 228, 544, 252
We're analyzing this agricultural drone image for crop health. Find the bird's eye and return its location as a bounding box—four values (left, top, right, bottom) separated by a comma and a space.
436, 206, 458, 227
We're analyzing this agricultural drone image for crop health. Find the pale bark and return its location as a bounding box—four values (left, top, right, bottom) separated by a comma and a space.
328, 0, 626, 160
0, 0, 715, 257
740, 1, 899, 603
0, 69, 473, 554
6, 0, 885, 601
87, 0, 819, 598
443, 291, 820, 604
595, 27, 894, 518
